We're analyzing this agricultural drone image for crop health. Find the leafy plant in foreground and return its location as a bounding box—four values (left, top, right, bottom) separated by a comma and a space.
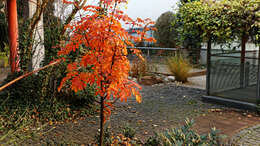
123, 124, 136, 139
154, 119, 222, 146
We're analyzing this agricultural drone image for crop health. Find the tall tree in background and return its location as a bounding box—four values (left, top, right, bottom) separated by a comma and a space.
155, 11, 178, 48
175, 0, 202, 64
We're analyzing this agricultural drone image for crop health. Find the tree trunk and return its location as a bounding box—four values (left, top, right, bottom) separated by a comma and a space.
99, 96, 105, 146
240, 33, 248, 88
206, 37, 211, 95
7, 0, 20, 72
29, 0, 45, 71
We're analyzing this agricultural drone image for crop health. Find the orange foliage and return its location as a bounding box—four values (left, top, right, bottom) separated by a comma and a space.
57, 0, 155, 122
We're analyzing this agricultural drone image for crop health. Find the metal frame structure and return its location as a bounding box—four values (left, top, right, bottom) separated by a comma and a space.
204, 39, 259, 109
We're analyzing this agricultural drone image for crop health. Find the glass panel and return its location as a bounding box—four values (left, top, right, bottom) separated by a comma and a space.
209, 50, 258, 103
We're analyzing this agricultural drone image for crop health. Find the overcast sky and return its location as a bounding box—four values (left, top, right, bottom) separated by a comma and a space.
125, 0, 179, 21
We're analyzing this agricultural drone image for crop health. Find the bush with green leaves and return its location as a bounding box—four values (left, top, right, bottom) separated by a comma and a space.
0, 72, 97, 124
0, 0, 98, 126
123, 125, 136, 139
145, 119, 222, 146
144, 135, 161, 146
94, 128, 113, 145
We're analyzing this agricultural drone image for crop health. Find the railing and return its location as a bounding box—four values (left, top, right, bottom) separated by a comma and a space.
127, 47, 206, 64
209, 50, 259, 94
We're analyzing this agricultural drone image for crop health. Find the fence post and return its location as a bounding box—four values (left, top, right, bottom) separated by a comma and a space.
257, 47, 260, 100
206, 37, 211, 95
245, 62, 250, 87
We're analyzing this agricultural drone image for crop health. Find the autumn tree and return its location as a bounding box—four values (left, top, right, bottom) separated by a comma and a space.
57, 0, 155, 145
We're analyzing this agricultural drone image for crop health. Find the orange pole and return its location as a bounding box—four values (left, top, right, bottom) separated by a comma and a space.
7, 0, 20, 72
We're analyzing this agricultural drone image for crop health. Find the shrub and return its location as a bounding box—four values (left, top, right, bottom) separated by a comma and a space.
130, 58, 158, 81
0, 72, 97, 124
123, 125, 136, 139
130, 58, 149, 79
94, 128, 113, 145
144, 135, 161, 146
0, 55, 8, 68
146, 118, 222, 146
166, 54, 191, 83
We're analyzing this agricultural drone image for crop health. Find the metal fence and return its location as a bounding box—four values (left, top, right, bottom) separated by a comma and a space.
127, 47, 204, 65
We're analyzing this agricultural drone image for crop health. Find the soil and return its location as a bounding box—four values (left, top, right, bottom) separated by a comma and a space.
27, 83, 260, 145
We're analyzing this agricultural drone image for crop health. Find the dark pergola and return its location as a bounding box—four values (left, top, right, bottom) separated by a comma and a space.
204, 39, 260, 109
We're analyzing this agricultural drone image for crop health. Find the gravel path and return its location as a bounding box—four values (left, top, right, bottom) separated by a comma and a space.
30, 83, 225, 145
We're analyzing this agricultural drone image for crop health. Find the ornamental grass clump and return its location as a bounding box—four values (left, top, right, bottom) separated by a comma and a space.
166, 54, 191, 83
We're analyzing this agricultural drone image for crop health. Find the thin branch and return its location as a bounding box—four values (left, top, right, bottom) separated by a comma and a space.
0, 60, 61, 92
94, 99, 101, 104
61, 0, 87, 36
28, 0, 49, 39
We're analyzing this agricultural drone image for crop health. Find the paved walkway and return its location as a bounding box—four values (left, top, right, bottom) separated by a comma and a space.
193, 109, 260, 145
232, 124, 260, 145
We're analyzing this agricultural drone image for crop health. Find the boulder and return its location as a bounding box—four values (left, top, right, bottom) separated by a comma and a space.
164, 76, 175, 82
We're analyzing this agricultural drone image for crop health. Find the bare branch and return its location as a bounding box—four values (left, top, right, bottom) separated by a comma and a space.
0, 60, 61, 92
28, 0, 49, 39
61, 0, 87, 36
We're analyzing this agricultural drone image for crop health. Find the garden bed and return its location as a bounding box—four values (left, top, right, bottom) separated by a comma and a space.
26, 83, 240, 145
